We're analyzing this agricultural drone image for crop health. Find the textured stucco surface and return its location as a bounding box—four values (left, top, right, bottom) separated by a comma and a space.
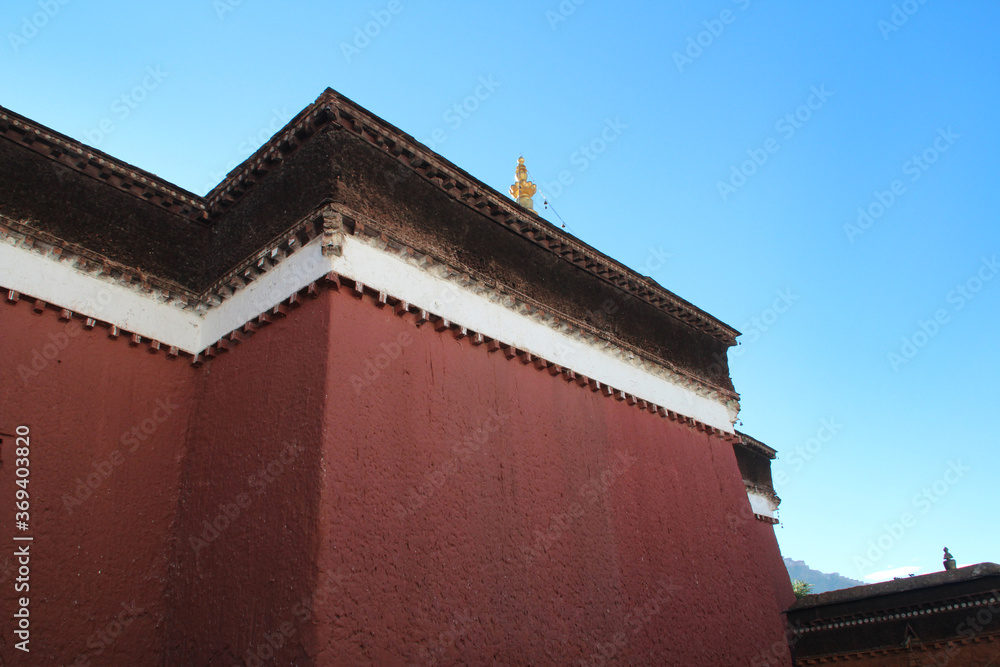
1, 288, 792, 665
0, 301, 194, 666
308, 289, 791, 665
163, 294, 330, 665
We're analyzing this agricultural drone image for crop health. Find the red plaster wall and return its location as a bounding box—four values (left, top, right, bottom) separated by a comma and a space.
163, 298, 330, 665
0, 301, 194, 666
306, 289, 794, 666
1, 286, 794, 666
757, 521, 797, 615
749, 519, 798, 664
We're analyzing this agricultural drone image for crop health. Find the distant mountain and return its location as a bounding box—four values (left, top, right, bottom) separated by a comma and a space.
784, 558, 865, 594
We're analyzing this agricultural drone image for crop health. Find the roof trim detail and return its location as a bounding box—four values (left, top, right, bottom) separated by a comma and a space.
0, 90, 738, 345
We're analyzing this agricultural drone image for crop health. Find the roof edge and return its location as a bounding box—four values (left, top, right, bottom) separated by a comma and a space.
0, 106, 207, 222
789, 562, 1000, 611
736, 430, 777, 458
203, 87, 740, 344
1, 88, 740, 345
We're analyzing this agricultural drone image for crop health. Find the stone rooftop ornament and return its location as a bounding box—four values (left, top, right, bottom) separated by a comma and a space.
943, 547, 957, 571
509, 156, 536, 211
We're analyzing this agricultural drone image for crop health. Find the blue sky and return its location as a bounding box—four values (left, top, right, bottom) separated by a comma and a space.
3, 0, 998, 585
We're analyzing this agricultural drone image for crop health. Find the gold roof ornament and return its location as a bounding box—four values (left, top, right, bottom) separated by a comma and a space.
509, 156, 536, 211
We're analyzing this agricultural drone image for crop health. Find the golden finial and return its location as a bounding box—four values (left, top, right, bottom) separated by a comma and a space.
509, 156, 537, 211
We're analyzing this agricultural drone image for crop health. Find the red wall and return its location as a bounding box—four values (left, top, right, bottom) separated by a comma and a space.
1, 287, 793, 665
0, 300, 194, 666
308, 289, 793, 665
163, 297, 330, 665
748, 516, 798, 664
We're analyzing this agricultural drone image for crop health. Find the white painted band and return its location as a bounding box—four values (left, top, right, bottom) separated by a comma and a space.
747, 490, 778, 519
0, 241, 203, 350
199, 244, 328, 349
331, 236, 735, 432
1, 235, 735, 431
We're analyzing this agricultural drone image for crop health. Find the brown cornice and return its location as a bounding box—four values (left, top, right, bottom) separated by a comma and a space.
790, 588, 1000, 636
204, 89, 739, 345
0, 108, 207, 223
0, 213, 202, 311
794, 635, 1000, 665
736, 430, 777, 459
0, 89, 739, 345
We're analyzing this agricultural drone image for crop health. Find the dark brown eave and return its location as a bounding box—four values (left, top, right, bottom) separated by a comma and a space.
0, 106, 207, 223
786, 563, 1000, 661
736, 430, 777, 459
0, 88, 738, 346
202, 88, 739, 346
0, 213, 201, 304
732, 430, 778, 500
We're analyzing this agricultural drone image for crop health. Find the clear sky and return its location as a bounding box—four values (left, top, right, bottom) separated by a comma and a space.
3, 0, 997, 585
